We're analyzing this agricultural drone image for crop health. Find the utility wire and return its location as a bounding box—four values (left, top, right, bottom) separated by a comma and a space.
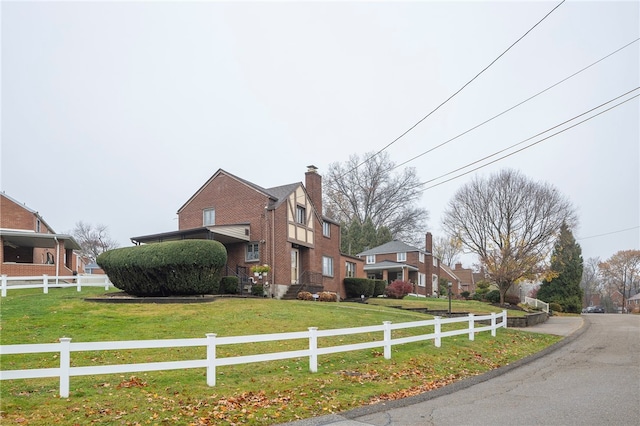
415, 89, 639, 191
393, 38, 640, 171
577, 226, 640, 241
342, 0, 566, 177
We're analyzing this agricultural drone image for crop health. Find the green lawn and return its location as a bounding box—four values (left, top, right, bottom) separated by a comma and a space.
0, 288, 559, 425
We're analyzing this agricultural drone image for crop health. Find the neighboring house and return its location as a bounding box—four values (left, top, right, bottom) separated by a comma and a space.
453, 262, 476, 295
440, 263, 462, 296
627, 292, 640, 313
356, 233, 442, 297
131, 166, 360, 299
0, 193, 83, 277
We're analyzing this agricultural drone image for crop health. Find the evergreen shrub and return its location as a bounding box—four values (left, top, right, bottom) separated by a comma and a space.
219, 276, 239, 294
549, 302, 563, 313
372, 279, 387, 297
251, 284, 264, 297
344, 278, 374, 298
97, 240, 227, 296
485, 290, 501, 303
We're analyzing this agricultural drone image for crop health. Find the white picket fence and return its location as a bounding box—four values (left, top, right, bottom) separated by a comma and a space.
0, 310, 507, 398
524, 296, 549, 313
1, 274, 112, 297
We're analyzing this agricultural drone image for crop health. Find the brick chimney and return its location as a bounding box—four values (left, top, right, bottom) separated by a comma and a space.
305, 165, 322, 216
425, 232, 433, 253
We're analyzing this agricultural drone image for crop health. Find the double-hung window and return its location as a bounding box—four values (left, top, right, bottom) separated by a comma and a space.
397, 252, 407, 262
246, 242, 260, 262
323, 221, 331, 237
203, 208, 215, 226
322, 256, 334, 277
345, 261, 356, 278
366, 255, 376, 265
296, 206, 306, 224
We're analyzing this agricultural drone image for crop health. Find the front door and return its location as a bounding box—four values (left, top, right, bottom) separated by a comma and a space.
291, 248, 299, 284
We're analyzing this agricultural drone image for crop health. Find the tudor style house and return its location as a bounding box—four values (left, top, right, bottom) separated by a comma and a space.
131, 166, 360, 299
0, 193, 82, 277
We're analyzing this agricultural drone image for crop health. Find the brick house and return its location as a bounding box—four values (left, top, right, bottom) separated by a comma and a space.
453, 263, 477, 295
356, 232, 442, 297
0, 193, 82, 277
131, 166, 360, 299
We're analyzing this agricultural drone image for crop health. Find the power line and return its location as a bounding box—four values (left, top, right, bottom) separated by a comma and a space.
415, 89, 639, 191
577, 226, 640, 241
342, 0, 566, 177
392, 38, 640, 171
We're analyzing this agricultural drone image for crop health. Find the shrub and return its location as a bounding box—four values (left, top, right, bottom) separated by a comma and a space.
297, 291, 313, 301
318, 292, 338, 302
219, 276, 239, 294
461, 291, 470, 299
384, 280, 413, 299
504, 294, 521, 305
251, 284, 264, 297
549, 302, 563, 313
372, 279, 387, 297
344, 278, 374, 298
97, 240, 227, 296
485, 290, 501, 303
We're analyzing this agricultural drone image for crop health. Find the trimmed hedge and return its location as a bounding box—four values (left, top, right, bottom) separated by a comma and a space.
372, 279, 387, 297
97, 240, 227, 296
219, 276, 239, 294
344, 278, 375, 298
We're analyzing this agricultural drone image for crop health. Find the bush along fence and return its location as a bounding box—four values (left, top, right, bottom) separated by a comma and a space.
0, 311, 507, 398
1, 274, 112, 297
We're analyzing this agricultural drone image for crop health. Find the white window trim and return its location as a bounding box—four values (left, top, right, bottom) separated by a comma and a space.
366, 255, 376, 265
323, 221, 330, 237
419, 252, 425, 263
397, 252, 407, 262
246, 242, 260, 262
203, 208, 215, 226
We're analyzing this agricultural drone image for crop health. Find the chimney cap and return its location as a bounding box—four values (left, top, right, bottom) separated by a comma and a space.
306, 165, 318, 173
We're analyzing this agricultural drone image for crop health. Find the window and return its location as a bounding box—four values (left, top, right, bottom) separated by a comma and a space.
345, 261, 356, 278
323, 221, 331, 237
203, 208, 215, 226
418, 273, 426, 287
433, 256, 438, 267
296, 206, 306, 224
322, 256, 334, 277
397, 252, 407, 262
36, 219, 41, 233
246, 242, 259, 261
366, 255, 376, 264
419, 252, 424, 263
432, 274, 439, 288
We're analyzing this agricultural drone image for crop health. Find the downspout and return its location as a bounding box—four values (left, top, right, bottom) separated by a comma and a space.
271, 207, 275, 298
54, 237, 60, 284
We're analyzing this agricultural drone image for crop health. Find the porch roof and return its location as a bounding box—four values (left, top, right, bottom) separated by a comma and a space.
130, 224, 251, 245
363, 261, 419, 272
0, 229, 81, 250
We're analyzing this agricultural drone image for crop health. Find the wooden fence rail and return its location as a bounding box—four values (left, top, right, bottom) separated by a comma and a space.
1, 274, 112, 297
0, 310, 507, 397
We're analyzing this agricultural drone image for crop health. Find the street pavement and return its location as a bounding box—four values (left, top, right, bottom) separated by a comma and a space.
286, 314, 640, 426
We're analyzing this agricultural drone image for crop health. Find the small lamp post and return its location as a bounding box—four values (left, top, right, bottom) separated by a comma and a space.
448, 282, 452, 317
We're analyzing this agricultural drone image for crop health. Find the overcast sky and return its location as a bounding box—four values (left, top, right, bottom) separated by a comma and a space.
2, 0, 638, 266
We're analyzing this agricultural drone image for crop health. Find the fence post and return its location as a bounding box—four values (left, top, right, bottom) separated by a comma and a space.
308, 327, 318, 373
383, 321, 392, 359
77, 275, 82, 292
104, 276, 110, 290
43, 274, 49, 294
434, 316, 441, 348
502, 310, 508, 329
491, 312, 497, 337
1, 274, 7, 297
206, 333, 217, 386
468, 313, 475, 341
59, 337, 72, 398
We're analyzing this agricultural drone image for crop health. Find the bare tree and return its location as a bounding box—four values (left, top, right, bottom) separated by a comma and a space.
441, 169, 577, 304
432, 235, 463, 266
580, 257, 601, 307
599, 250, 640, 311
72, 221, 119, 263
324, 151, 429, 247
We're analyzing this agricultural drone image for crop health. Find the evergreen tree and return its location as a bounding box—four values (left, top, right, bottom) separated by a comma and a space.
537, 223, 584, 313
340, 217, 393, 255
